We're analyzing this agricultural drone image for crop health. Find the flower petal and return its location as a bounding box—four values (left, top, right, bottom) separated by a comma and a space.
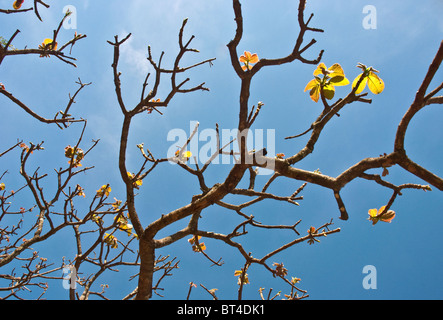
249, 53, 259, 64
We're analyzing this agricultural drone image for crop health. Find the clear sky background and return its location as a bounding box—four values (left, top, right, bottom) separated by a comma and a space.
1, 0, 442, 300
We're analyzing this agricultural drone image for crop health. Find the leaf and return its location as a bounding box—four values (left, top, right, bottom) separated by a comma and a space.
368, 208, 378, 218
13, 0, 24, 9
329, 75, 344, 83
313, 63, 327, 76
352, 74, 368, 94
104, 233, 118, 249
328, 63, 346, 76
322, 84, 335, 100
306, 63, 349, 102
367, 72, 385, 94
304, 78, 320, 92
329, 75, 350, 86
368, 206, 395, 224
309, 86, 320, 102
353, 64, 384, 95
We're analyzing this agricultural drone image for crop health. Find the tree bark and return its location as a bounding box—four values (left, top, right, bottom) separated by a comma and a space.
135, 236, 156, 300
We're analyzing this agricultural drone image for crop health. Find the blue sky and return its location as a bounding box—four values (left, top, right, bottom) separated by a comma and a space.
1, 0, 442, 300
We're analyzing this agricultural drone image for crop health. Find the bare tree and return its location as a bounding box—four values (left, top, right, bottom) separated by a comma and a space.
1, 0, 442, 300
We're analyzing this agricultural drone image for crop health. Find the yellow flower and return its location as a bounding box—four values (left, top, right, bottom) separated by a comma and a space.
96, 185, 111, 197
13, 0, 24, 9
183, 151, 192, 159
19, 142, 33, 154
304, 63, 349, 102
91, 214, 103, 225
188, 235, 206, 252
239, 51, 259, 71
291, 276, 301, 284
352, 63, 384, 94
234, 270, 250, 285
368, 206, 395, 225
65, 145, 84, 168
115, 214, 134, 236
76, 185, 86, 198
38, 38, 58, 57
0, 182, 5, 191
175, 150, 192, 161
111, 198, 122, 211
104, 233, 118, 249
127, 172, 143, 189
40, 38, 58, 50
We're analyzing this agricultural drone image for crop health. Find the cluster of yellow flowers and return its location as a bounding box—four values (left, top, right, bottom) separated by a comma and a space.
188, 235, 206, 252
127, 172, 143, 189
64, 145, 84, 168
104, 233, 118, 249
96, 184, 112, 197
99, 204, 139, 249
